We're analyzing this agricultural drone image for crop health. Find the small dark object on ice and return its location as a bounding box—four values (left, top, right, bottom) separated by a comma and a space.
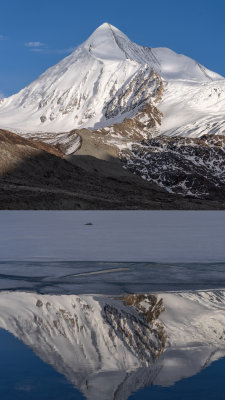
85, 222, 93, 226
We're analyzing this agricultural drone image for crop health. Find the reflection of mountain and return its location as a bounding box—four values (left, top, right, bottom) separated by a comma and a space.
0, 292, 165, 399
1, 290, 225, 399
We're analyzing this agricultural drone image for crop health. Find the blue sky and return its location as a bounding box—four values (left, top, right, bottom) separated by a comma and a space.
0, 0, 225, 97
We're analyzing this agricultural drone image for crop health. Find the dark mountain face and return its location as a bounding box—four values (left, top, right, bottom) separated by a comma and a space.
0, 129, 224, 210
121, 135, 225, 200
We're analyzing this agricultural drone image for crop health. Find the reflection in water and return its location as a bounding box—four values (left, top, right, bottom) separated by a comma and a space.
0, 328, 84, 400
1, 290, 225, 399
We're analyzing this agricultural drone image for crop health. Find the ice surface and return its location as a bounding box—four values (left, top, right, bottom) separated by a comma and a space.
0, 211, 225, 263
1, 260, 225, 294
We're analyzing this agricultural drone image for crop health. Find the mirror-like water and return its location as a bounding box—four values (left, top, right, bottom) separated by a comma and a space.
1, 326, 225, 400
1, 278, 225, 400
0, 329, 84, 400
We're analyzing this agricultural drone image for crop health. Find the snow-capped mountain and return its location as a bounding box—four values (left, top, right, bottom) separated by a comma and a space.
0, 23, 164, 134
0, 23, 225, 201
1, 290, 225, 399
0, 22, 223, 136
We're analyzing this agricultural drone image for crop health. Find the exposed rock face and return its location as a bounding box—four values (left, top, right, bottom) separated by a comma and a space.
73, 100, 162, 160
104, 68, 163, 120
104, 294, 166, 363
121, 134, 225, 199
122, 294, 165, 322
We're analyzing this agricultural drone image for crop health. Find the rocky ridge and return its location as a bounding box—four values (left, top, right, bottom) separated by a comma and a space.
121, 134, 225, 198
2, 128, 225, 209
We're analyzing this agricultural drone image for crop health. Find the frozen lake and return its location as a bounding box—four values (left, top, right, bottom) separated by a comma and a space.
0, 210, 225, 262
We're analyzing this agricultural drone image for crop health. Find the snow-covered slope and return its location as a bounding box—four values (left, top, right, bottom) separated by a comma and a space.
0, 22, 223, 138
1, 290, 225, 399
160, 79, 225, 137
0, 23, 163, 134
155, 289, 225, 387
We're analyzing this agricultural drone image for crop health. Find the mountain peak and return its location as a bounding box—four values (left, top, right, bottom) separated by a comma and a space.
95, 22, 114, 30
92, 22, 123, 35
84, 23, 130, 61
0, 23, 223, 135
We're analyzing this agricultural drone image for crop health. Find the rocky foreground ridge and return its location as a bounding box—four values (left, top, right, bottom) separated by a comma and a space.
0, 129, 224, 209
121, 134, 225, 199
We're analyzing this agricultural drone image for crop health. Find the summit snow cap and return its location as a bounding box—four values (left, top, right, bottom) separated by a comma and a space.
83, 22, 132, 61
0, 22, 223, 135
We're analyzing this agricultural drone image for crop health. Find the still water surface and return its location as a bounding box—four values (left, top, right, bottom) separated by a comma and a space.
1, 327, 225, 399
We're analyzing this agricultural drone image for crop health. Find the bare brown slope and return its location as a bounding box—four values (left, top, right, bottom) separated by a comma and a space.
0, 129, 64, 157
0, 129, 224, 210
